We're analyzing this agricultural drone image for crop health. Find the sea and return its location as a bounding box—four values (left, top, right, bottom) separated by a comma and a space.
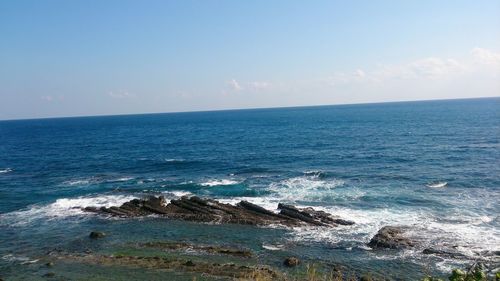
0, 97, 499, 280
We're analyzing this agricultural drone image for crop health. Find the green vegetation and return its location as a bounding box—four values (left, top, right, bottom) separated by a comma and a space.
422, 263, 499, 281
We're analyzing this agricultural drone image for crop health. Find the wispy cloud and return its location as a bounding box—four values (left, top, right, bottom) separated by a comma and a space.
471, 47, 500, 66
108, 91, 135, 98
223, 79, 272, 94
248, 81, 271, 90
40, 95, 65, 102
325, 48, 499, 86
227, 79, 242, 91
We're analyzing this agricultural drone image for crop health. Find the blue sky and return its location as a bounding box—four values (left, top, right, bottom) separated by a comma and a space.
1, 0, 499, 120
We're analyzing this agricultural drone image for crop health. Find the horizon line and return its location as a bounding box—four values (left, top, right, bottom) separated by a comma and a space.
1, 96, 498, 122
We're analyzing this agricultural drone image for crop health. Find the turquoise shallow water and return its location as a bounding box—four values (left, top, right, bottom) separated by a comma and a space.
0, 98, 499, 279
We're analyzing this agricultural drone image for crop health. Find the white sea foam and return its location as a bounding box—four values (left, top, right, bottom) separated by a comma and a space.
427, 182, 448, 188
0, 168, 12, 174
62, 176, 134, 186
165, 158, 185, 162
267, 175, 346, 202
200, 179, 240, 187
216, 197, 280, 212
165, 190, 193, 198
64, 179, 91, 186
107, 176, 134, 182
262, 243, 284, 251
2, 254, 38, 264
0, 194, 137, 226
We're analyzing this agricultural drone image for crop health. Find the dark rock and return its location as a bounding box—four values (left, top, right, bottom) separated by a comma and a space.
368, 226, 415, 249
43, 272, 55, 278
45, 262, 54, 267
284, 257, 300, 267
140, 241, 253, 257
331, 218, 355, 226
422, 248, 466, 258
81, 196, 354, 229
59, 253, 283, 280
89, 231, 106, 239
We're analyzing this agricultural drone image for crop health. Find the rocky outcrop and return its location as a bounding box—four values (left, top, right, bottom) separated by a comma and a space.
277, 203, 355, 226
283, 257, 300, 267
139, 241, 252, 258
83, 196, 354, 228
368, 226, 415, 249
89, 231, 106, 239
422, 248, 466, 258
57, 253, 284, 280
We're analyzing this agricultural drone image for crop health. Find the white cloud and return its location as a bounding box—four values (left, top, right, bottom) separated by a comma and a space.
248, 81, 271, 90
40, 95, 65, 102
327, 52, 478, 86
227, 79, 242, 91
108, 91, 135, 98
471, 47, 500, 66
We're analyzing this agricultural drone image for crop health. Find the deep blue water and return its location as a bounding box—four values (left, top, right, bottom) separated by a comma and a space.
0, 97, 499, 279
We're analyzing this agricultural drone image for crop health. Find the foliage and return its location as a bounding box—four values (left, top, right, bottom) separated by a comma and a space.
423, 263, 498, 281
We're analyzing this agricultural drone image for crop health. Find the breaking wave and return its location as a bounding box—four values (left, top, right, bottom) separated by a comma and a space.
0, 194, 137, 226
0, 168, 12, 174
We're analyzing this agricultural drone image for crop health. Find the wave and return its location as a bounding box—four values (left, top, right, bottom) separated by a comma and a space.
427, 182, 448, 188
267, 175, 346, 202
262, 243, 284, 251
62, 176, 135, 186
303, 170, 329, 179
0, 168, 12, 174
164, 158, 185, 162
1, 254, 38, 265
107, 176, 135, 183
200, 179, 240, 187
214, 189, 499, 272
64, 179, 91, 186
0, 194, 137, 226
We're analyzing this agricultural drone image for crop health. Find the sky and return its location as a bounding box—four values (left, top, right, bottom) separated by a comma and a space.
0, 0, 499, 120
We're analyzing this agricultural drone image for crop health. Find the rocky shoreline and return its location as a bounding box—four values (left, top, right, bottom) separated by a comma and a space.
82, 195, 356, 227
4, 195, 496, 280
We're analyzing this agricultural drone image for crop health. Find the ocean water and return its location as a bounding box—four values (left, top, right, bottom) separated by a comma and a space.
0, 98, 499, 279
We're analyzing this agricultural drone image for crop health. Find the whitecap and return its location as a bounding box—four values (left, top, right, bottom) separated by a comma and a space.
165, 158, 185, 162
267, 175, 346, 202
107, 176, 134, 183
427, 182, 447, 188
216, 197, 280, 212
63, 179, 91, 186
165, 190, 193, 198
0, 194, 137, 226
0, 168, 12, 174
200, 179, 240, 187
2, 254, 37, 264
262, 243, 284, 251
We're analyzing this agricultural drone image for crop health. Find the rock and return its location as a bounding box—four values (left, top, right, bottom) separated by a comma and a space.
368, 226, 415, 249
45, 262, 54, 267
283, 257, 300, 267
278, 203, 355, 226
82, 196, 353, 229
89, 231, 106, 239
59, 253, 284, 280
422, 248, 465, 258
140, 241, 253, 257
43, 272, 55, 278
